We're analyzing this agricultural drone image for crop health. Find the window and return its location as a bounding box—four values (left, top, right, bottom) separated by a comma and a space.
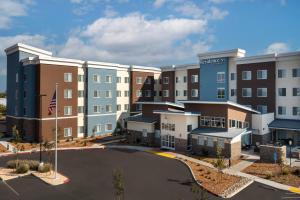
293, 107, 300, 116
15, 89, 18, 100
117, 104, 121, 111
242, 88, 252, 97
257, 88, 267, 97
278, 69, 286, 78
159, 91, 162, 96
116, 90, 121, 97
207, 137, 214, 147
183, 76, 187, 83
23, 108, 26, 115
187, 125, 192, 132
257, 70, 267, 80
78, 106, 84, 113
191, 75, 198, 83
197, 136, 204, 145
64, 73, 72, 82
229, 119, 236, 128
93, 105, 101, 113
136, 104, 142, 111
93, 75, 100, 83
106, 105, 112, 112
145, 90, 152, 97
64, 89, 72, 99
93, 90, 101, 98
145, 77, 152, 84
163, 90, 169, 97
191, 89, 198, 97
116, 77, 121, 83
16, 73, 18, 83
293, 88, 300, 96
136, 90, 142, 97
105, 90, 112, 98
78, 75, 84, 82
94, 125, 102, 133
124, 91, 129, 97
155, 130, 160, 138
276, 88, 285, 97
176, 90, 180, 97
217, 72, 225, 83
218, 138, 225, 149
105, 76, 112, 83
78, 126, 84, 134
136, 77, 143, 84
230, 89, 236, 97
230, 73, 236, 81
201, 116, 225, 128
142, 129, 147, 137
292, 68, 300, 77
257, 105, 268, 114
124, 77, 130, 83
124, 104, 129, 111
64, 128, 72, 137
154, 91, 157, 96
78, 90, 84, 97
163, 77, 169, 84
105, 124, 113, 131
217, 88, 225, 99
242, 71, 251, 80
278, 106, 286, 115
64, 106, 72, 115
24, 74, 27, 82
184, 90, 187, 96
176, 77, 179, 83
24, 91, 26, 98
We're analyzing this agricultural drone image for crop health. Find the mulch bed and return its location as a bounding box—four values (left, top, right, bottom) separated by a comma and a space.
184, 160, 243, 196
0, 144, 7, 152
242, 161, 300, 187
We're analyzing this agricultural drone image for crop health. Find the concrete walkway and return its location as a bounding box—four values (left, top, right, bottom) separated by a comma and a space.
229, 154, 259, 171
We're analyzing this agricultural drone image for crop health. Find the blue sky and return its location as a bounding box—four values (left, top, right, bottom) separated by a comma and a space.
0, 0, 299, 91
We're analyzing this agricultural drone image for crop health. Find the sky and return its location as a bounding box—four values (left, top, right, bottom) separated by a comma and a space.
0, 0, 299, 92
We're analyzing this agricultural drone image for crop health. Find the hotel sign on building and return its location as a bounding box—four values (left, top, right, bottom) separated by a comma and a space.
200, 58, 227, 65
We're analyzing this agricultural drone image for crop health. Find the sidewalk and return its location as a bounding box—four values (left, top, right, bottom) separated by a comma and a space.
229, 154, 259, 171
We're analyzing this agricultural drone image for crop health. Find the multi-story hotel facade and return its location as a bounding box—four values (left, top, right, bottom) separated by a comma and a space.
4, 43, 300, 158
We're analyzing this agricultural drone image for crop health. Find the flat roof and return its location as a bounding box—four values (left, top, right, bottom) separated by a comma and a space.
153, 110, 201, 116
198, 49, 246, 59
236, 53, 276, 64
5, 43, 53, 56
127, 114, 158, 123
191, 128, 247, 139
269, 119, 300, 131
136, 101, 185, 109
179, 100, 260, 114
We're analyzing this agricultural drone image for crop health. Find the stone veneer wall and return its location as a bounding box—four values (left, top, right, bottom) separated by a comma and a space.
260, 145, 286, 163
126, 130, 160, 147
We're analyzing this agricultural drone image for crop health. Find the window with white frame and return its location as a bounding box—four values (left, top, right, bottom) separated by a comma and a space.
176, 90, 180, 97
78, 126, 84, 134
124, 91, 129, 97
64, 128, 72, 137
293, 88, 300, 96
78, 75, 84, 82
230, 89, 236, 97
105, 90, 112, 98
93, 105, 101, 113
94, 125, 102, 133
292, 68, 300, 77
183, 76, 187, 83
78, 90, 84, 97
155, 130, 160, 138
242, 71, 251, 80
175, 77, 179, 83
293, 107, 300, 116
217, 88, 225, 99
145, 77, 152, 84
191, 75, 198, 83
257, 105, 268, 114
242, 88, 252, 97
230, 73, 236, 80
64, 73, 72, 82
136, 77, 143, 84
105, 123, 113, 131
117, 104, 121, 111
207, 137, 214, 147
136, 90, 142, 97
163, 90, 169, 97
116, 90, 121, 97
116, 77, 121, 83
278, 88, 286, 96
278, 69, 286, 78
191, 89, 198, 97
163, 77, 169, 84
124, 104, 129, 111
217, 72, 225, 83
78, 106, 84, 113
124, 77, 130, 83
93, 74, 100, 83
105, 75, 112, 83
278, 106, 286, 115
64, 89, 72, 99
257, 70, 267, 80
257, 88, 267, 97
184, 90, 187, 96
197, 136, 204, 145
106, 105, 112, 112
145, 90, 152, 97
93, 90, 101, 98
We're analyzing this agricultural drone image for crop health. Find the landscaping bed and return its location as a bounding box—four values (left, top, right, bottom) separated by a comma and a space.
242, 161, 300, 187
10, 142, 38, 151
0, 144, 7, 152
182, 159, 250, 197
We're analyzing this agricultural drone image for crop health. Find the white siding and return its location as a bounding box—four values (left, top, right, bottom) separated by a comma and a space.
127, 121, 155, 133
175, 69, 188, 102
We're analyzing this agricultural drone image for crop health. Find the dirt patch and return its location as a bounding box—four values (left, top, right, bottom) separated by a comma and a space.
184, 160, 243, 196
243, 161, 300, 187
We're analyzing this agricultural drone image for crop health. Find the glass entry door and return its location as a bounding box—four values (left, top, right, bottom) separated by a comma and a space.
161, 135, 175, 150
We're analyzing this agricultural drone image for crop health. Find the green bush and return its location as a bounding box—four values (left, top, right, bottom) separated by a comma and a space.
6, 160, 40, 170
282, 168, 289, 175
265, 171, 273, 179
293, 168, 300, 176
26, 160, 40, 171
38, 163, 52, 173
6, 160, 18, 169
16, 163, 29, 174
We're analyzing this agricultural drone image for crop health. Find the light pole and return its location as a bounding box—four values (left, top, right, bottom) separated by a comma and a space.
289, 140, 292, 167
38, 94, 47, 163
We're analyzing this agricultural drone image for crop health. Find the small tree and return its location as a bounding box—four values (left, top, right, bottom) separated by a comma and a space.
213, 145, 226, 182
43, 141, 55, 164
112, 168, 125, 200
0, 104, 6, 116
12, 125, 22, 168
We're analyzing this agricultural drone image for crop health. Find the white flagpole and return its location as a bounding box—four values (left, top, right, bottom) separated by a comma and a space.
55, 83, 58, 179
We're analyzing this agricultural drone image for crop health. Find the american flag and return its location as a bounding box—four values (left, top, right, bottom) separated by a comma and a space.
48, 91, 56, 115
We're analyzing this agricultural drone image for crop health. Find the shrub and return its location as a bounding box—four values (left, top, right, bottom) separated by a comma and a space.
6, 160, 39, 170
16, 163, 29, 174
265, 171, 273, 179
282, 168, 289, 175
6, 160, 18, 169
38, 163, 52, 173
293, 168, 300, 176
26, 160, 40, 171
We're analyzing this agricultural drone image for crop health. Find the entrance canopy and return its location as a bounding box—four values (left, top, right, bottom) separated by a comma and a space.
269, 119, 300, 131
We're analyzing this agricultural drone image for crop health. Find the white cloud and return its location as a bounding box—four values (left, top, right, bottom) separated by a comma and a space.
153, 0, 167, 8
59, 13, 209, 65
174, 1, 205, 19
0, 0, 34, 29
208, 0, 234, 4
70, 0, 84, 3
265, 42, 290, 54
208, 6, 229, 20
104, 5, 118, 18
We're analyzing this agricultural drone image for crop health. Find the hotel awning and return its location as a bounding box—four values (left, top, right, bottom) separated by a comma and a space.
268, 119, 300, 131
